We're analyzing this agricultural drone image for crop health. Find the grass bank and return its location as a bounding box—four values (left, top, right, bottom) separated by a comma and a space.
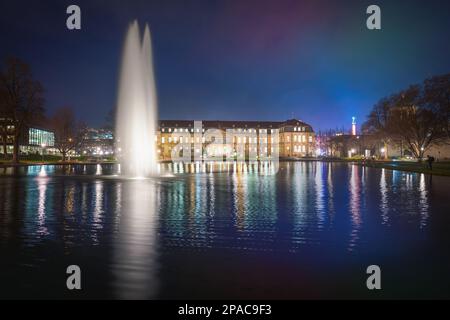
354, 159, 450, 176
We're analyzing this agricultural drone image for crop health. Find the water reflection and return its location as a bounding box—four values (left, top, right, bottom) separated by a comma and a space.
380, 168, 389, 225
419, 174, 429, 228
348, 165, 362, 251
0, 162, 445, 298
37, 177, 49, 236
112, 179, 159, 299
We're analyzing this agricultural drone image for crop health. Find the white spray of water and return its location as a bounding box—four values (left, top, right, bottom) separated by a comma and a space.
116, 21, 158, 177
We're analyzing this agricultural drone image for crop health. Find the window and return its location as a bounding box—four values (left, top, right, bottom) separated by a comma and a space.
162, 137, 165, 143
28, 128, 55, 147
309, 136, 312, 143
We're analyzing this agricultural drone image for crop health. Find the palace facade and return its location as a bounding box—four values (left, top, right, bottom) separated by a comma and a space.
156, 118, 315, 160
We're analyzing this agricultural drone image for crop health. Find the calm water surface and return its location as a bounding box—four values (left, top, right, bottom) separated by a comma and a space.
0, 161, 449, 299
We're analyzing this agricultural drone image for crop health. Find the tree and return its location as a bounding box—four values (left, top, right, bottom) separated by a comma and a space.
363, 76, 450, 160
388, 85, 448, 159
0, 87, 9, 158
104, 107, 116, 131
50, 107, 86, 162
362, 97, 394, 159
0, 57, 45, 163
423, 74, 450, 138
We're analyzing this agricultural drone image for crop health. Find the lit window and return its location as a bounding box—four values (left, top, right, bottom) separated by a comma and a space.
162, 137, 165, 143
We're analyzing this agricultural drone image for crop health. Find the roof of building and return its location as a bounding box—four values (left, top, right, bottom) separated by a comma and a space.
158, 118, 314, 132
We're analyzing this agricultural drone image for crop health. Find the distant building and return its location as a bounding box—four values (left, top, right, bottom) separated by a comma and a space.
80, 128, 114, 156
327, 133, 381, 158
0, 118, 56, 155
156, 118, 315, 160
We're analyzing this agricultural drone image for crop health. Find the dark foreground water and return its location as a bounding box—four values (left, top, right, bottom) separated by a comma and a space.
0, 161, 450, 299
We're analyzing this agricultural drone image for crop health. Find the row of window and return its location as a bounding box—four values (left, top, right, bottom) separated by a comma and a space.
286, 135, 313, 143
28, 128, 55, 147
159, 136, 287, 144
293, 145, 307, 153
160, 128, 277, 134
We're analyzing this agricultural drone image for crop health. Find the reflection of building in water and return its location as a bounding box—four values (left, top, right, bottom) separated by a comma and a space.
156, 118, 315, 160
348, 165, 362, 251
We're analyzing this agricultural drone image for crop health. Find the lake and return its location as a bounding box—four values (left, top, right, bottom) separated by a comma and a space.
0, 161, 449, 299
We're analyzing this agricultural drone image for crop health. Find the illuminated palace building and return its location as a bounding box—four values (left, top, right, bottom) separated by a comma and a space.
156, 119, 315, 160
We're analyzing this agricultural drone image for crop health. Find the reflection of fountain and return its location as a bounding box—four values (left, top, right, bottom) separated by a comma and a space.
112, 180, 159, 299
116, 21, 158, 177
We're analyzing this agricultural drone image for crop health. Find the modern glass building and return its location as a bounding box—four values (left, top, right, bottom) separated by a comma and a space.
28, 128, 55, 147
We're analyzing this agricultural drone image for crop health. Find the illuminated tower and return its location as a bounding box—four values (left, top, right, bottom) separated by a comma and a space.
351, 116, 356, 136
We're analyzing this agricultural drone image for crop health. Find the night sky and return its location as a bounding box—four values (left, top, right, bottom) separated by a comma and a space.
1, 0, 450, 130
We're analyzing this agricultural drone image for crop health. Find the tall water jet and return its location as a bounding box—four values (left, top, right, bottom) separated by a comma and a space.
116, 21, 158, 177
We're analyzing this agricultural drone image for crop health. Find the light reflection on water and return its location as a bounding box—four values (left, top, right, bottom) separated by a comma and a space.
0, 161, 449, 298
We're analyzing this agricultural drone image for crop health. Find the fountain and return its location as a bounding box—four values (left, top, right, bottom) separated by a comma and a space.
116, 21, 158, 177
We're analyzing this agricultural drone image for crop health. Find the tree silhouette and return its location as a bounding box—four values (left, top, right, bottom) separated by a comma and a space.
50, 107, 86, 162
0, 57, 45, 163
